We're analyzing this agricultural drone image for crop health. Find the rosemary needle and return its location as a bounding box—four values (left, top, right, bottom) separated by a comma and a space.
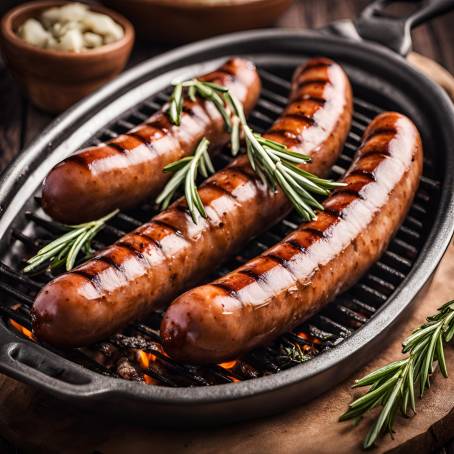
340, 300, 454, 449
156, 137, 214, 223
23, 209, 119, 273
167, 79, 344, 221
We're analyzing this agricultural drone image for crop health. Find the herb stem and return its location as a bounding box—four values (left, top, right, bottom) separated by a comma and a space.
340, 300, 454, 448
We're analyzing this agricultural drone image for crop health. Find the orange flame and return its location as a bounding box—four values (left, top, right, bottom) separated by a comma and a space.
137, 350, 159, 385
143, 374, 158, 385
137, 350, 157, 369
9, 319, 34, 340
218, 360, 238, 369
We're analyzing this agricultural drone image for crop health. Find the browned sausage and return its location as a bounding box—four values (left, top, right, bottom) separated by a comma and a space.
32, 57, 352, 348
41, 58, 261, 224
161, 112, 423, 364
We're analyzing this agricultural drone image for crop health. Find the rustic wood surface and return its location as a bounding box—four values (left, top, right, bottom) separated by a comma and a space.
2, 245, 454, 454
0, 1, 454, 453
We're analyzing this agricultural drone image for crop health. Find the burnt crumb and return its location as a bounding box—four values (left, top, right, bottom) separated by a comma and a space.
116, 356, 143, 382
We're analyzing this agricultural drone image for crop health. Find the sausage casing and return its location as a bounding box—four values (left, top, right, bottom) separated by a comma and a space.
32, 58, 352, 348
41, 58, 261, 224
161, 112, 423, 364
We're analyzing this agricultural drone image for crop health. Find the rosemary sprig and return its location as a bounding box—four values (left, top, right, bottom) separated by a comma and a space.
339, 300, 454, 449
155, 137, 214, 223
23, 209, 119, 273
167, 79, 344, 221
278, 342, 311, 366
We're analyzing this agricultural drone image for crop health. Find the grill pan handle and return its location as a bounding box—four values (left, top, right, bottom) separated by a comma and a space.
0, 324, 110, 399
355, 0, 454, 55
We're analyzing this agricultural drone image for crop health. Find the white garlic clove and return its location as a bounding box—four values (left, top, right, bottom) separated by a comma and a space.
45, 35, 59, 50
57, 28, 84, 52
18, 18, 50, 48
83, 32, 103, 49
41, 7, 62, 27
82, 12, 124, 41
54, 3, 88, 23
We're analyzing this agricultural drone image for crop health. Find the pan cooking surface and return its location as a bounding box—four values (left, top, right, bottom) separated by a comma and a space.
0, 60, 441, 388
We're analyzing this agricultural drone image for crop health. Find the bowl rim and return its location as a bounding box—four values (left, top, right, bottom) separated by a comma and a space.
107, 0, 293, 10
0, 0, 134, 60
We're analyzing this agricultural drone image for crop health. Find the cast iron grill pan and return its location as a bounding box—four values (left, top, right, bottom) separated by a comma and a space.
0, 29, 452, 425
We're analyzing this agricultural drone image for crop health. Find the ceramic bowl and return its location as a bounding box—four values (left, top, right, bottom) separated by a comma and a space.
102, 0, 294, 43
0, 0, 134, 113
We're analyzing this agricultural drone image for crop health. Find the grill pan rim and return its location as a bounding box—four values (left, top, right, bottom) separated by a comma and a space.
0, 28, 454, 409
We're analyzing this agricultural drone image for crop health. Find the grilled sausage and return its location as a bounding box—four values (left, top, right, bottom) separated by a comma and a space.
41, 58, 261, 224
161, 112, 423, 364
32, 57, 352, 348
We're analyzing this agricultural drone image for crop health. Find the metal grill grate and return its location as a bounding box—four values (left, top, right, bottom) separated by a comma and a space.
0, 64, 440, 387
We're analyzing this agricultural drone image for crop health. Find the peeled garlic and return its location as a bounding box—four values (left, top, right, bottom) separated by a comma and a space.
18, 18, 50, 48
82, 12, 124, 43
17, 2, 124, 52
83, 32, 103, 49
57, 28, 84, 52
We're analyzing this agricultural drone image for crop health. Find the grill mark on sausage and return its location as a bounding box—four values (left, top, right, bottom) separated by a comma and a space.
297, 79, 330, 90
358, 150, 390, 160
94, 255, 124, 273
151, 219, 184, 237
332, 187, 363, 199
136, 232, 163, 250
267, 129, 299, 141
116, 241, 146, 261
211, 282, 239, 298
238, 268, 263, 282
302, 227, 326, 238
292, 94, 327, 105
203, 181, 238, 200
349, 169, 377, 181
225, 165, 256, 181
265, 253, 301, 282
282, 112, 317, 126
146, 117, 171, 134
286, 239, 306, 253
108, 142, 128, 155
126, 132, 159, 158
218, 65, 238, 78
181, 103, 213, 126
324, 207, 342, 218
174, 204, 191, 216
65, 154, 89, 168
70, 270, 100, 285
127, 132, 148, 145
365, 127, 397, 141
298, 61, 333, 73
181, 104, 197, 118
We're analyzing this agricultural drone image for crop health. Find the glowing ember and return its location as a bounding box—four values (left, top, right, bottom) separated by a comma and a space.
9, 319, 34, 340
136, 350, 160, 385
137, 350, 157, 368
297, 331, 320, 344
143, 374, 157, 385
218, 360, 237, 369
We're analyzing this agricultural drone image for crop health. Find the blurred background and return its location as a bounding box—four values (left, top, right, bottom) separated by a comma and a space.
0, 1, 454, 452
1, 0, 453, 172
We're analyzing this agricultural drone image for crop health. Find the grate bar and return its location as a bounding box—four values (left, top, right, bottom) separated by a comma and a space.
0, 62, 441, 388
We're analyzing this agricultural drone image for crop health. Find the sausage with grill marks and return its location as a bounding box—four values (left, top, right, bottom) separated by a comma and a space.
41, 58, 261, 224
161, 112, 423, 364
32, 57, 352, 348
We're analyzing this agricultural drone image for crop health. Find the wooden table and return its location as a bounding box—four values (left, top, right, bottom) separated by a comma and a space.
1, 1, 454, 453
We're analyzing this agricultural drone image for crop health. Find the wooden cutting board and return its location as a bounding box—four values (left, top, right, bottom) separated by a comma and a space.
0, 53, 454, 454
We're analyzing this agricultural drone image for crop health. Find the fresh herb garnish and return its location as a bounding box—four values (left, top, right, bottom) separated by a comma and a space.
23, 209, 119, 273
340, 300, 454, 449
156, 137, 214, 223
167, 79, 344, 221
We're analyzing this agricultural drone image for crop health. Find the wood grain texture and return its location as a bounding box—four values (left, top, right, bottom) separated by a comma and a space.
0, 1, 454, 452
0, 245, 453, 454
0, 58, 23, 173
